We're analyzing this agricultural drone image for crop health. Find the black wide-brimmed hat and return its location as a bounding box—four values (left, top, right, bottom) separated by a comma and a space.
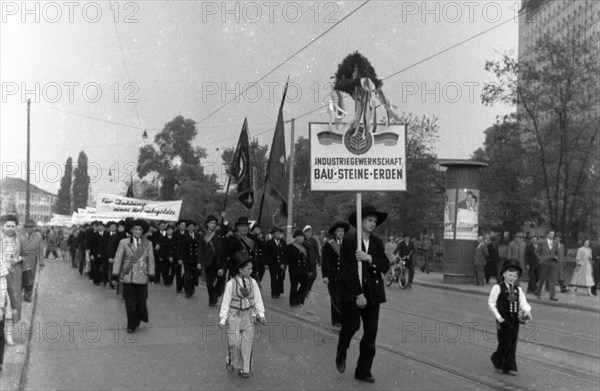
235, 216, 250, 226
500, 259, 523, 276
328, 221, 350, 236
106, 221, 117, 228
24, 219, 36, 228
348, 204, 388, 227
251, 223, 261, 230
271, 226, 283, 234
292, 229, 304, 238
125, 219, 150, 235
166, 224, 175, 230
232, 251, 252, 272
205, 215, 218, 224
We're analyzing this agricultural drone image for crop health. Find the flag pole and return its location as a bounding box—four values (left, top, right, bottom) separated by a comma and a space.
286, 118, 295, 243
223, 119, 245, 211
257, 76, 290, 227
356, 193, 362, 249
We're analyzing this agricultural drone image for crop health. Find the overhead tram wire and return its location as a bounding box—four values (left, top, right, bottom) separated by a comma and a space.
204, 15, 518, 152
197, 0, 372, 125
109, 0, 143, 131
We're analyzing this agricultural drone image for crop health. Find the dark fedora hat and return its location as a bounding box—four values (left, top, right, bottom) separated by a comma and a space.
292, 229, 304, 238
271, 226, 283, 234
106, 221, 117, 227
328, 221, 350, 236
348, 204, 388, 227
235, 216, 251, 226
125, 219, 150, 235
500, 259, 523, 276
24, 219, 36, 228
205, 215, 218, 224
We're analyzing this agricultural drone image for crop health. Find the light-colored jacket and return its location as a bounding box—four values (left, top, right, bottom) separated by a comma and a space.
19, 232, 44, 270
113, 237, 155, 285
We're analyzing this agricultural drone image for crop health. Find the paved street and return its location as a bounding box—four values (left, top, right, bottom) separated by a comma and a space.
3, 260, 599, 390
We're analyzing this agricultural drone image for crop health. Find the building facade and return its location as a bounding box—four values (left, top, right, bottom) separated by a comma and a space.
0, 177, 57, 224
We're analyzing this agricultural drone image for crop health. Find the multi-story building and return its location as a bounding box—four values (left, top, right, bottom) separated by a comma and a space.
518, 0, 600, 113
0, 177, 57, 224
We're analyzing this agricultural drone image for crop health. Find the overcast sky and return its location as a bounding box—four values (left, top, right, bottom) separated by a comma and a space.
1, 0, 520, 196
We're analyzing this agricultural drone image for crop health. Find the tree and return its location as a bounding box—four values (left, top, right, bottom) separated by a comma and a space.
54, 157, 73, 215
137, 115, 222, 220
72, 151, 90, 211
472, 121, 542, 233
482, 32, 600, 244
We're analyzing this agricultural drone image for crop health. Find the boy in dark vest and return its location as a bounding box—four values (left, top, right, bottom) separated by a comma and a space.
487, 260, 532, 376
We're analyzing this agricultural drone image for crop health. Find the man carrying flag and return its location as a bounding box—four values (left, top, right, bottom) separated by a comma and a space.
229, 118, 254, 210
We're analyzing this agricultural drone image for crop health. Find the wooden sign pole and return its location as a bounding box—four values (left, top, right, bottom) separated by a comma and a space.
356, 192, 362, 249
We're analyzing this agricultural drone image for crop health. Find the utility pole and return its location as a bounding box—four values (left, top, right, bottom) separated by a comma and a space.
26, 99, 31, 221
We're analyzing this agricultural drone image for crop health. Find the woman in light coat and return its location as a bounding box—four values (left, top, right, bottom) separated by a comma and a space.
570, 239, 594, 296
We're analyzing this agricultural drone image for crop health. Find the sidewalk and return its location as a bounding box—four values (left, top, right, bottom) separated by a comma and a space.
414, 271, 600, 313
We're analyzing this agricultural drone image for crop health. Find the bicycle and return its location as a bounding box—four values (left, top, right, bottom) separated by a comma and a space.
384, 255, 409, 289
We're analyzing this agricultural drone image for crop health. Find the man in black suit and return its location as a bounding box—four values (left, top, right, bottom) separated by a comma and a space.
285, 230, 311, 307
265, 227, 287, 298
250, 223, 266, 284
106, 221, 126, 289
151, 221, 167, 285
201, 215, 226, 307
336, 205, 390, 383
524, 236, 540, 294
173, 220, 188, 293
159, 224, 177, 286
322, 221, 350, 327
394, 233, 415, 287
220, 217, 255, 280
177, 221, 200, 298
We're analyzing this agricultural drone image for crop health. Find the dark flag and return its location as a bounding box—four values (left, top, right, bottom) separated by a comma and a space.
231, 118, 253, 209
265, 81, 289, 217
125, 180, 134, 198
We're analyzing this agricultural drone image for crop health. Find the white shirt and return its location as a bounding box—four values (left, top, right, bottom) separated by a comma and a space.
358, 238, 370, 287
219, 277, 265, 325
487, 282, 532, 322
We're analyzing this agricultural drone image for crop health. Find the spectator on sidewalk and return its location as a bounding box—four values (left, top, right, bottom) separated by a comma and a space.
385, 236, 396, 262
535, 230, 560, 301
474, 235, 489, 286
394, 233, 415, 288
554, 233, 570, 293
498, 231, 511, 280
524, 236, 540, 294
592, 235, 600, 296
488, 235, 501, 284
509, 233, 527, 274
569, 239, 594, 296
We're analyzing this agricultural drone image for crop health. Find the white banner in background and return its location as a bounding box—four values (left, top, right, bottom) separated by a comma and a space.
96, 194, 182, 221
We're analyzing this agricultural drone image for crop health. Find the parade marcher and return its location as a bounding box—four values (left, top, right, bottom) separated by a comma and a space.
44, 227, 59, 262
91, 221, 107, 286
219, 253, 266, 379
322, 221, 349, 327
159, 224, 177, 286
67, 227, 79, 269
569, 239, 594, 296
335, 205, 390, 383
302, 225, 321, 295
394, 233, 415, 288
84, 221, 100, 281
474, 235, 489, 286
524, 236, 540, 294
201, 215, 226, 307
285, 230, 311, 307
488, 260, 532, 376
76, 223, 89, 275
535, 230, 560, 301
106, 221, 125, 289
177, 221, 201, 298
221, 217, 255, 281
98, 222, 112, 287
151, 221, 167, 285
19, 220, 44, 302
265, 227, 287, 299
112, 219, 155, 333
249, 224, 266, 284
173, 220, 188, 293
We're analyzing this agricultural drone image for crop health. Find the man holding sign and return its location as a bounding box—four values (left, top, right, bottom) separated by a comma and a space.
335, 204, 390, 383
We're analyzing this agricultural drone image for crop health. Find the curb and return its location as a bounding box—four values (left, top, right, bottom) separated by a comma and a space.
0, 262, 43, 391
417, 281, 599, 314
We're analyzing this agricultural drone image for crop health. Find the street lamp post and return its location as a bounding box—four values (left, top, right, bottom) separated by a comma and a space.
26, 99, 31, 221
